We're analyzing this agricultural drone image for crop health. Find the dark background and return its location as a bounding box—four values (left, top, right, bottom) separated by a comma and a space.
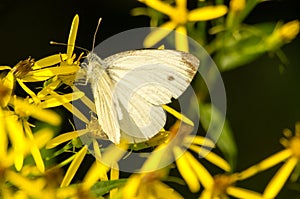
0, 0, 299, 198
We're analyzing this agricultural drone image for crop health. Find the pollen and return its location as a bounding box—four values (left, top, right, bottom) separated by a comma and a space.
11, 57, 35, 79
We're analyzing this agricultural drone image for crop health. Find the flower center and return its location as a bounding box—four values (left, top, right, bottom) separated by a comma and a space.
212, 174, 236, 197
289, 136, 300, 160
171, 7, 188, 25
11, 57, 35, 79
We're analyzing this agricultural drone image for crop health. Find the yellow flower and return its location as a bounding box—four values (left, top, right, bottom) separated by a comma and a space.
59, 141, 128, 188
0, 69, 14, 107
140, 120, 230, 193
20, 14, 81, 86
46, 112, 128, 188
199, 174, 264, 199
1, 96, 58, 172
0, 53, 78, 106
120, 170, 183, 199
82, 160, 120, 198
57, 14, 83, 86
237, 122, 300, 199
138, 0, 227, 51
262, 123, 300, 198
0, 129, 54, 198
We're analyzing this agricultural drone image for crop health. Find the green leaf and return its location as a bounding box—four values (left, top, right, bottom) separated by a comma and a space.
199, 103, 237, 170
214, 23, 278, 71
91, 179, 127, 197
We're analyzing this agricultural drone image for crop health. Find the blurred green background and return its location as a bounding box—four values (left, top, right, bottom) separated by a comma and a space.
0, 0, 299, 198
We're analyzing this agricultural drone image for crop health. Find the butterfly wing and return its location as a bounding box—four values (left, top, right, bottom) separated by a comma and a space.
104, 49, 199, 143
91, 66, 121, 144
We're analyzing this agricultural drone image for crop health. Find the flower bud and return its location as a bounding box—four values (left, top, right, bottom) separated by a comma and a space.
279, 20, 300, 43
230, 0, 245, 13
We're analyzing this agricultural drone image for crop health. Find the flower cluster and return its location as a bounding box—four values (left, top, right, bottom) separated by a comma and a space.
0, 0, 299, 198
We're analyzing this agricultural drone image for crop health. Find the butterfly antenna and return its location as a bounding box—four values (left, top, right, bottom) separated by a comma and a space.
92, 18, 102, 54
50, 41, 89, 54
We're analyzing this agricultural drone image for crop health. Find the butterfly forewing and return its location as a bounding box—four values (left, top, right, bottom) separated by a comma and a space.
105, 50, 199, 102
101, 49, 199, 143
90, 62, 121, 144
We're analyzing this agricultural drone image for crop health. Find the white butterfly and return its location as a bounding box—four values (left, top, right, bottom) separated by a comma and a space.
84, 49, 199, 144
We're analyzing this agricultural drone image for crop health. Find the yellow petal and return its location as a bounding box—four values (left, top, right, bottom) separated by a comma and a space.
184, 150, 214, 189
46, 129, 87, 149
189, 144, 231, 172
141, 143, 171, 172
0, 71, 14, 107
263, 157, 298, 198
184, 135, 215, 148
175, 26, 189, 52
0, 66, 11, 70
14, 97, 61, 126
100, 142, 128, 168
29, 66, 79, 77
143, 21, 177, 48
227, 186, 263, 199
93, 138, 102, 160
162, 105, 194, 126
81, 95, 96, 112
33, 54, 68, 70
23, 122, 45, 173
67, 15, 79, 59
139, 0, 176, 16
110, 162, 120, 199
188, 5, 228, 21
73, 86, 96, 112
33, 128, 54, 148
154, 181, 184, 199
173, 147, 200, 192
239, 149, 292, 180
123, 174, 142, 198
110, 162, 119, 180
5, 127, 53, 167
82, 161, 109, 190
175, 0, 186, 9
60, 145, 87, 187
40, 91, 84, 108
5, 116, 24, 171
16, 79, 40, 104
21, 75, 54, 82
56, 186, 77, 199
29, 143, 45, 173
199, 189, 212, 199
0, 109, 8, 159
63, 102, 89, 124
5, 170, 43, 198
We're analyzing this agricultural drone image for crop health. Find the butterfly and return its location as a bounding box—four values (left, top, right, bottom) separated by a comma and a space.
84, 49, 199, 144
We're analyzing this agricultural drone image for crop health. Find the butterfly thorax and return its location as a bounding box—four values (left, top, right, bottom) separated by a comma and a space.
85, 52, 107, 83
